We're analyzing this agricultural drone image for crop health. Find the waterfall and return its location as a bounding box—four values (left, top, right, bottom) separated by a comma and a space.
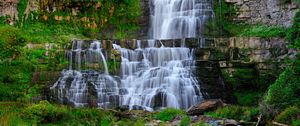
50, 40, 120, 107
50, 40, 203, 110
113, 41, 202, 110
149, 0, 214, 39
50, 0, 213, 110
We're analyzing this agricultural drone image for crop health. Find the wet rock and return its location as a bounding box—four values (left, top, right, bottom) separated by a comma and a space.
187, 99, 225, 115
115, 105, 130, 111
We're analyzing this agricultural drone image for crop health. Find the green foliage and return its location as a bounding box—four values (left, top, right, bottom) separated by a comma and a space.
0, 25, 26, 60
180, 116, 191, 126
275, 106, 300, 125
0, 102, 29, 126
17, 0, 28, 22
238, 25, 286, 38
207, 0, 287, 38
286, 10, 300, 49
33, 0, 142, 39
0, 101, 117, 125
265, 67, 300, 109
222, 24, 286, 38
0, 84, 30, 101
222, 68, 279, 106
66, 108, 115, 125
222, 68, 256, 91
205, 106, 259, 122
154, 108, 185, 121
204, 0, 237, 37
115, 119, 146, 126
234, 91, 262, 106
293, 120, 300, 126
193, 121, 210, 126
22, 100, 68, 124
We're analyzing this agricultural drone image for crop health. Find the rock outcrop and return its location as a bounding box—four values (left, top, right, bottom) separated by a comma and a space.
187, 99, 225, 115
225, 0, 298, 27
0, 0, 19, 21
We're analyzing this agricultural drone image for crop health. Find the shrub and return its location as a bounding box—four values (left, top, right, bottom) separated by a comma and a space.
154, 108, 185, 121
22, 100, 68, 124
265, 68, 300, 109
0, 25, 26, 60
0, 84, 28, 101
275, 106, 300, 125
234, 92, 262, 106
293, 120, 300, 126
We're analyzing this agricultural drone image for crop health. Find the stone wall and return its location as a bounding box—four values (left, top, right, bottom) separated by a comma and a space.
225, 0, 298, 27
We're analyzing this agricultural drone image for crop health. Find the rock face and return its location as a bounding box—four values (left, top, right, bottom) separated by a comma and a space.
31, 37, 296, 104
225, 0, 298, 27
187, 99, 225, 115
184, 37, 296, 101
138, 0, 150, 39
0, 0, 19, 20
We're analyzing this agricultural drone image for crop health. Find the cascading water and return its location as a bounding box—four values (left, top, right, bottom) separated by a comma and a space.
50, 40, 203, 110
149, 0, 214, 39
50, 40, 120, 107
50, 0, 213, 110
113, 41, 202, 110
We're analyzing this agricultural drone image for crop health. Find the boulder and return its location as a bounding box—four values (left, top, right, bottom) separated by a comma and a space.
187, 99, 225, 115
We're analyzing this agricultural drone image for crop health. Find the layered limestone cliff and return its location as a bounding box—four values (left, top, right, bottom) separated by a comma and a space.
225, 0, 298, 27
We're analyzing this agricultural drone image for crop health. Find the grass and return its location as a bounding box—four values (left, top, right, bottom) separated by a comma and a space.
205, 105, 259, 122
0, 101, 117, 125
153, 108, 186, 121
223, 23, 287, 38
0, 102, 194, 125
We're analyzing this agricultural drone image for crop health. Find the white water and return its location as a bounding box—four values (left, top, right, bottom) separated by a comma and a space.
149, 0, 214, 39
50, 0, 213, 110
50, 40, 203, 110
113, 41, 202, 110
51, 40, 119, 107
